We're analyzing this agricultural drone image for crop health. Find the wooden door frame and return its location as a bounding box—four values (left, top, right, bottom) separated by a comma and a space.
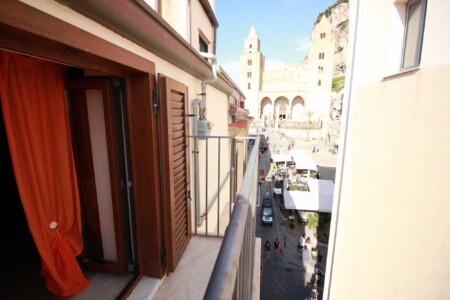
0, 2, 165, 278
66, 78, 128, 274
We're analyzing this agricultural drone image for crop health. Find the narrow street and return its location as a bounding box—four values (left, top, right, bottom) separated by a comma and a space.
256, 129, 337, 300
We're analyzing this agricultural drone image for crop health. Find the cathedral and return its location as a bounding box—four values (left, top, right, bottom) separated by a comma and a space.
240, 16, 335, 128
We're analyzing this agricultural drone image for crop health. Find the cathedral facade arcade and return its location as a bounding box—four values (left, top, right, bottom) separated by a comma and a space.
240, 16, 334, 128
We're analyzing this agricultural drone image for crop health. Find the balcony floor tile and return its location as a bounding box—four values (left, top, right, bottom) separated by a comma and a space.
153, 236, 223, 300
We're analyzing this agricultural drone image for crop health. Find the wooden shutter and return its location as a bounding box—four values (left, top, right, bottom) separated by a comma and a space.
159, 75, 191, 272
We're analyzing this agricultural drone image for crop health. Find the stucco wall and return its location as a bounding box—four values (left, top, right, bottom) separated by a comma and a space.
161, 0, 188, 41
326, 0, 450, 299
191, 0, 215, 52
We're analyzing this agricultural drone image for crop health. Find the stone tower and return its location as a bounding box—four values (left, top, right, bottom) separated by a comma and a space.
307, 15, 334, 117
239, 25, 264, 120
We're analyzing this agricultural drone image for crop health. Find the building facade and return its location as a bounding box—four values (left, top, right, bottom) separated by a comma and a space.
324, 0, 450, 299
0, 0, 246, 298
240, 16, 334, 127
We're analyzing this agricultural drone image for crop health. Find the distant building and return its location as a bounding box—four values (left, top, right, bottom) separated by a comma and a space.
239, 16, 334, 127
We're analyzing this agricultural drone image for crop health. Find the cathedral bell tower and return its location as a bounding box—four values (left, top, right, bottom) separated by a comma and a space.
240, 25, 264, 120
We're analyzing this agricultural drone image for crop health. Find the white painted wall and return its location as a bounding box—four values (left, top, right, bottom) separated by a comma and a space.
326, 0, 450, 299
161, 0, 188, 41
191, 0, 215, 52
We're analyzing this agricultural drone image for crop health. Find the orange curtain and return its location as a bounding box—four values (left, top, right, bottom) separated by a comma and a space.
0, 51, 89, 296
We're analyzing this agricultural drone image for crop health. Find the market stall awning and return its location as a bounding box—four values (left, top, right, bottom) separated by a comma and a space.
290, 149, 318, 171
272, 153, 292, 164
283, 179, 334, 213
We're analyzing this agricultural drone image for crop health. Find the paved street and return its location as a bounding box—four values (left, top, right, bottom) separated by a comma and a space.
256, 129, 337, 300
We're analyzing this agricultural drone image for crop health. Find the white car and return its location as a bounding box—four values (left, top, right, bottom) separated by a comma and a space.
272, 180, 284, 198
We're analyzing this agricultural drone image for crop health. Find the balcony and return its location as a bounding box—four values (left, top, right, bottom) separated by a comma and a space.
129, 135, 260, 299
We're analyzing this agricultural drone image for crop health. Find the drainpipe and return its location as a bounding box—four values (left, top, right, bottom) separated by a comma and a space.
192, 98, 202, 226
193, 52, 218, 225
198, 52, 218, 121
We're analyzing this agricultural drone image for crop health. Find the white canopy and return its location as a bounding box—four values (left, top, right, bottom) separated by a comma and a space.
283, 179, 334, 213
272, 153, 292, 164
290, 150, 318, 171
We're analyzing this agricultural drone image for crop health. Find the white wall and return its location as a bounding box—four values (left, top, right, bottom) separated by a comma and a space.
191, 0, 215, 52
326, 0, 450, 299
161, 0, 189, 41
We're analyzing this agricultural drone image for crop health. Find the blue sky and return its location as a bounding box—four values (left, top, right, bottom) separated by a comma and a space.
215, 0, 337, 83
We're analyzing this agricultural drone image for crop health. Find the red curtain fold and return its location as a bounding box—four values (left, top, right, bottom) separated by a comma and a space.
0, 50, 89, 296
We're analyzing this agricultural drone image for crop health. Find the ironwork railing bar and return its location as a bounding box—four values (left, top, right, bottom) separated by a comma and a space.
217, 137, 221, 237
205, 138, 209, 235
193, 137, 198, 234
187, 135, 256, 140
229, 138, 235, 224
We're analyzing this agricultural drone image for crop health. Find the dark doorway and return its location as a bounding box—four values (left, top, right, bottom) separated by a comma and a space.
0, 98, 51, 298
0, 57, 137, 299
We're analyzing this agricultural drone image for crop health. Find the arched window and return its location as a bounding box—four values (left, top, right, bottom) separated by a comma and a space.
318, 79, 322, 86
248, 83, 251, 89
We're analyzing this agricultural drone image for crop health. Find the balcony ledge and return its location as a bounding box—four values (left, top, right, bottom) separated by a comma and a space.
128, 236, 222, 300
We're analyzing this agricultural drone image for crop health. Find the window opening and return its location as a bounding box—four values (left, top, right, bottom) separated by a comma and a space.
199, 36, 208, 53
401, 0, 427, 70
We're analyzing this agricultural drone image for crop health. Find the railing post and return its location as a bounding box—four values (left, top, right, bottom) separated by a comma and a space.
217, 137, 221, 237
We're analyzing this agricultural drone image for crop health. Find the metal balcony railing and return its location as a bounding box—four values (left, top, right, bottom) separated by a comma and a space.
191, 135, 258, 238
203, 135, 260, 299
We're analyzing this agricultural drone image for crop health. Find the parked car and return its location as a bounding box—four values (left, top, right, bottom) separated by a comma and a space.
261, 201, 273, 226
272, 180, 284, 199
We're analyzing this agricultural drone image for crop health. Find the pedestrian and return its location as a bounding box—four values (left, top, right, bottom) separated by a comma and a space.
306, 236, 311, 245
298, 233, 305, 255
274, 238, 280, 255
316, 165, 320, 179
311, 285, 319, 300
303, 236, 312, 260
265, 186, 270, 199
264, 240, 271, 260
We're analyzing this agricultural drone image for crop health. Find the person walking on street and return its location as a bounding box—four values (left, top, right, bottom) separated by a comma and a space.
298, 233, 305, 255
274, 238, 280, 255
264, 240, 271, 260
265, 186, 271, 199
303, 236, 312, 260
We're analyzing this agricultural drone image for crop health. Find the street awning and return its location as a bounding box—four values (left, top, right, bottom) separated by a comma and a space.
283, 179, 334, 213
272, 153, 292, 164
291, 149, 318, 171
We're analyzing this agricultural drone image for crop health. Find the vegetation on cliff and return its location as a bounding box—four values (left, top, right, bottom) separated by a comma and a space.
315, 0, 349, 24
